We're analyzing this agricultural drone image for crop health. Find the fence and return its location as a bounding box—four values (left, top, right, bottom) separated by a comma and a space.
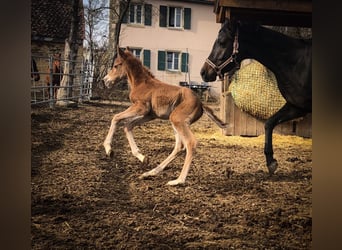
31, 55, 93, 108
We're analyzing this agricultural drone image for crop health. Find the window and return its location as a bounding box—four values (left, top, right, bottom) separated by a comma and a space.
167, 51, 180, 71
158, 51, 189, 72
131, 48, 142, 59
122, 3, 152, 26
169, 7, 182, 28
159, 6, 191, 30
128, 48, 151, 68
129, 4, 143, 24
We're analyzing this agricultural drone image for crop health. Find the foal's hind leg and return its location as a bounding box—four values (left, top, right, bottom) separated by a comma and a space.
264, 102, 307, 174
139, 125, 184, 180
166, 122, 197, 186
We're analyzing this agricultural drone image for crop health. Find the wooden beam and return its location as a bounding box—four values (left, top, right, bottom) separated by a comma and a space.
216, 6, 226, 23
214, 0, 312, 26
229, 8, 312, 27
218, 0, 312, 13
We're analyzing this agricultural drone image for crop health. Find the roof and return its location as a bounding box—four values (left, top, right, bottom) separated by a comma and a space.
170, 0, 215, 5
31, 0, 85, 43
214, 0, 312, 27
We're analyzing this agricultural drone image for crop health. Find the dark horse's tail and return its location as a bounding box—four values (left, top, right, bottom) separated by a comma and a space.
202, 105, 228, 129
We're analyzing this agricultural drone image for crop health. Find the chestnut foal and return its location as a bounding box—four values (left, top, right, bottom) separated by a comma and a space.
103, 47, 226, 185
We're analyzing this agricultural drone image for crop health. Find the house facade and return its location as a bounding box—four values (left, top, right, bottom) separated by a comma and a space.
31, 0, 85, 76
109, 0, 222, 97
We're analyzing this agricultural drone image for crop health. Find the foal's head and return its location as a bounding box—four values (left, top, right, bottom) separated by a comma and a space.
103, 47, 131, 88
103, 47, 151, 88
200, 19, 239, 82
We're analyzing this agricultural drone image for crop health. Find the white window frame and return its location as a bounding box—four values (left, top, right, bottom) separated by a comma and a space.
166, 51, 180, 71
131, 48, 142, 60
129, 3, 144, 25
168, 6, 183, 29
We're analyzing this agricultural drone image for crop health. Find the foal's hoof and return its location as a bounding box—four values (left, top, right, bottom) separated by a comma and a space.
267, 160, 278, 175
167, 178, 185, 186
139, 172, 152, 179
139, 169, 159, 179
142, 156, 149, 166
106, 150, 114, 158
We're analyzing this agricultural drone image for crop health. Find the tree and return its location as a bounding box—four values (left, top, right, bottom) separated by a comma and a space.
83, 0, 130, 91
108, 0, 130, 66
56, 0, 82, 107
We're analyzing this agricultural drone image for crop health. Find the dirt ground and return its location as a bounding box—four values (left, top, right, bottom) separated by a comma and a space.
31, 99, 312, 249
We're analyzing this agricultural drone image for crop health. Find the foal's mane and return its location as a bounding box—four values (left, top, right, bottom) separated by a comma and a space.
124, 51, 155, 79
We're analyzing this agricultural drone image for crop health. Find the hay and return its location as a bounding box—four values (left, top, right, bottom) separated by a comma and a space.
229, 60, 286, 120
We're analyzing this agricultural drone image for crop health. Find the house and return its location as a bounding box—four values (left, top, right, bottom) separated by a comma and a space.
31, 0, 85, 72
31, 0, 85, 56
31, 0, 87, 104
108, 0, 222, 98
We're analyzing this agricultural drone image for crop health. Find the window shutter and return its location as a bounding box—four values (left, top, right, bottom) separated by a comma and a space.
120, 2, 129, 24
184, 8, 191, 30
159, 5, 167, 27
144, 4, 152, 26
158, 51, 166, 71
181, 53, 189, 72
143, 50, 151, 68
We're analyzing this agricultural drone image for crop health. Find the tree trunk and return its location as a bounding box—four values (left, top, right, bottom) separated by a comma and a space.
110, 0, 130, 67
57, 0, 81, 107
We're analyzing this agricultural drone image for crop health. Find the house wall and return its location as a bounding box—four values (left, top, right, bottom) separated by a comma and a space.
31, 41, 84, 88
116, 0, 222, 98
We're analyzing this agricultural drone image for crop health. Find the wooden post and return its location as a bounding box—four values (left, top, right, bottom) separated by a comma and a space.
220, 73, 233, 135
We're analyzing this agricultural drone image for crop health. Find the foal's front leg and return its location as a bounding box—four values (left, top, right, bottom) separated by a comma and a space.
124, 115, 154, 163
103, 104, 147, 157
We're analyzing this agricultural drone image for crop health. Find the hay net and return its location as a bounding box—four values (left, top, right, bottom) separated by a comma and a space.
229, 60, 286, 120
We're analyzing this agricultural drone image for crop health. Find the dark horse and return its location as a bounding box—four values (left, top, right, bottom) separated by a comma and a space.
46, 53, 63, 99
201, 19, 312, 174
31, 57, 40, 81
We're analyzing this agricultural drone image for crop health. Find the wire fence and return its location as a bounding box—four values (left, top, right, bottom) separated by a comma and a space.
31, 55, 94, 108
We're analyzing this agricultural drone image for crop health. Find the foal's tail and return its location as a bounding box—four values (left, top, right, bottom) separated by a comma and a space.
202, 105, 228, 129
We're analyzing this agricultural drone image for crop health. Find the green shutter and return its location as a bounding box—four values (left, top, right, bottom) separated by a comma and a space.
181, 53, 189, 72
158, 51, 166, 71
144, 4, 152, 26
159, 5, 167, 27
184, 8, 191, 30
143, 50, 151, 68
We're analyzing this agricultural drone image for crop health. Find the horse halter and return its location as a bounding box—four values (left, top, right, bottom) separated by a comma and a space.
205, 27, 239, 79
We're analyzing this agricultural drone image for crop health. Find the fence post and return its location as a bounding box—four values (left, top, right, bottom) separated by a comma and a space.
78, 59, 84, 103
48, 56, 55, 108
220, 73, 232, 135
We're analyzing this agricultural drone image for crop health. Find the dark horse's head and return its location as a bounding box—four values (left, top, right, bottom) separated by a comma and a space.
200, 19, 240, 82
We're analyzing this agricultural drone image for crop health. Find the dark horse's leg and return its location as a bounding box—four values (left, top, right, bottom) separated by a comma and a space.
264, 102, 308, 174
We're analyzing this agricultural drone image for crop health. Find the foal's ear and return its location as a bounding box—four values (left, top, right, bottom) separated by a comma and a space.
117, 46, 126, 59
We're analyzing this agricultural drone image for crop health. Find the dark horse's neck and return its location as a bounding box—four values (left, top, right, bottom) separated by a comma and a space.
237, 23, 311, 77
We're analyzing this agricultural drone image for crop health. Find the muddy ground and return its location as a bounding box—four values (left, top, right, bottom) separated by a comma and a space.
31, 99, 312, 249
